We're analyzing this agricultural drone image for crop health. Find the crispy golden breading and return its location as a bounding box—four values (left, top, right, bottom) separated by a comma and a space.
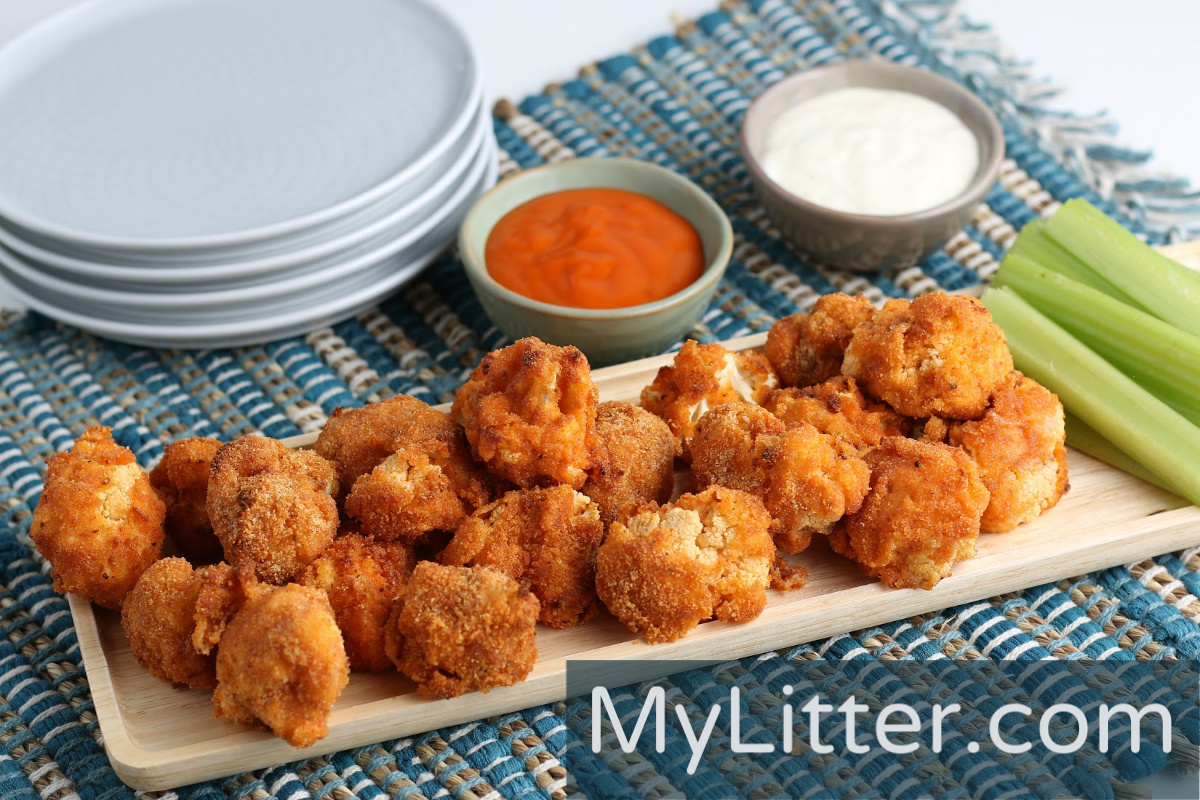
31, 426, 165, 610
192, 562, 252, 655
690, 403, 870, 554
315, 396, 469, 503
344, 430, 491, 542
207, 436, 338, 584
842, 293, 1012, 420
947, 372, 1068, 533
121, 557, 214, 689
582, 401, 676, 529
440, 485, 604, 628
764, 377, 906, 452
386, 563, 538, 699
452, 338, 598, 489
833, 437, 989, 590
298, 534, 415, 671
913, 416, 951, 444
212, 583, 349, 748
149, 437, 223, 563
595, 486, 774, 643
765, 294, 876, 388
641, 340, 778, 459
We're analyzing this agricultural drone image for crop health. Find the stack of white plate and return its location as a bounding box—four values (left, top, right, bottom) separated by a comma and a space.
0, 0, 493, 348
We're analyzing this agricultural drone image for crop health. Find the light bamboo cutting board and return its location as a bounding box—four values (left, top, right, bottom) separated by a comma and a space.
67, 241, 1200, 790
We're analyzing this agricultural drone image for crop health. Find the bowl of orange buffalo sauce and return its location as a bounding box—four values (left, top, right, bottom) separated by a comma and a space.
458, 157, 732, 365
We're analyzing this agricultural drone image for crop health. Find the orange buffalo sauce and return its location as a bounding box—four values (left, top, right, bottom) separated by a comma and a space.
485, 188, 705, 309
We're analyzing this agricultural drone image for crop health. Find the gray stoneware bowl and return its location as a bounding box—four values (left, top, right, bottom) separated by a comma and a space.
458, 157, 732, 366
740, 60, 1005, 272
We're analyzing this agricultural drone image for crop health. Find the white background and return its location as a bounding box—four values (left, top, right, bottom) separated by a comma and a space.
2, 4, 1199, 795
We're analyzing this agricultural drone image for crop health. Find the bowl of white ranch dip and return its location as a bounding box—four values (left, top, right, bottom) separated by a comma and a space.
740, 61, 1003, 271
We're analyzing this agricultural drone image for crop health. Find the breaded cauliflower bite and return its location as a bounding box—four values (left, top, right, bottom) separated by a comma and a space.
765, 294, 876, 388
213, 583, 349, 748
582, 401, 677, 528
690, 403, 870, 554
387, 563, 539, 699
192, 562, 250, 656
595, 486, 774, 643
833, 437, 989, 590
149, 436, 223, 562
314, 395, 458, 503
640, 340, 778, 459
121, 557, 215, 689
298, 534, 415, 671
345, 426, 491, 542
452, 337, 598, 489
441, 485, 604, 628
947, 371, 1068, 533
207, 436, 338, 584
31, 426, 165, 610
842, 293, 1013, 420
764, 377, 906, 452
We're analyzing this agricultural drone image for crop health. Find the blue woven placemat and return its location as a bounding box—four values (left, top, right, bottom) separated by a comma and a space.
1, 1, 1198, 797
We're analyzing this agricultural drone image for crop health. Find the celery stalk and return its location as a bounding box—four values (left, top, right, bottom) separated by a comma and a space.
982, 286, 1200, 506
1043, 199, 1200, 336
1006, 218, 1141, 308
992, 254, 1200, 421
1064, 414, 1183, 497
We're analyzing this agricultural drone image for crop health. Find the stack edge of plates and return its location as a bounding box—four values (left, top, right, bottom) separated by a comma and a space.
0, 0, 494, 348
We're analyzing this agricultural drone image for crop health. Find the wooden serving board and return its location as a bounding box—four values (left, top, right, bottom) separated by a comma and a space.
69, 242, 1200, 790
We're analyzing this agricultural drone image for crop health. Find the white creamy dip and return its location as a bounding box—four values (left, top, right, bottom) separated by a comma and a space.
759, 87, 979, 216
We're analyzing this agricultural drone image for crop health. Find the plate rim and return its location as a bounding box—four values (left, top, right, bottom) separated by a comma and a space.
0, 123, 493, 308
0, 100, 491, 282
0, 0, 482, 251
0, 139, 498, 344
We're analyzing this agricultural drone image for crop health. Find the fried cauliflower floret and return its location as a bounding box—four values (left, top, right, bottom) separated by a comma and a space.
298, 534, 414, 671
595, 487, 774, 643
833, 437, 988, 590
690, 403, 870, 554
765, 294, 876, 388
314, 395, 461, 502
440, 486, 604, 628
192, 562, 253, 655
344, 429, 490, 542
207, 436, 338, 584
386, 563, 538, 699
582, 401, 676, 529
452, 337, 598, 489
121, 557, 215, 689
764, 377, 906, 452
149, 436, 223, 562
31, 426, 165, 610
842, 293, 1013, 420
947, 372, 1068, 533
640, 340, 778, 459
212, 583, 349, 747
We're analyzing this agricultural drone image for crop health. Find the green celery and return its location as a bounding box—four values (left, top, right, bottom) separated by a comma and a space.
1043, 199, 1200, 336
1064, 414, 1182, 496
982, 286, 1200, 506
992, 254, 1200, 422
1005, 218, 1141, 308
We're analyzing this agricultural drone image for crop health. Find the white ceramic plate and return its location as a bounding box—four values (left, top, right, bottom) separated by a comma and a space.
1, 106, 492, 292
0, 149, 498, 345
0, 0, 479, 250
0, 134, 494, 313
0, 100, 490, 275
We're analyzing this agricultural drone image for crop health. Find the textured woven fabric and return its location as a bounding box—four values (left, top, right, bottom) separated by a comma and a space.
0, 0, 1197, 797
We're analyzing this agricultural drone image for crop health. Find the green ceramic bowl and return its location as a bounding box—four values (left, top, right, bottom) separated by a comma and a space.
457, 157, 732, 366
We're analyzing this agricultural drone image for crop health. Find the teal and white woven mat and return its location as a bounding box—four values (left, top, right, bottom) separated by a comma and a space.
1, 1, 1198, 797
